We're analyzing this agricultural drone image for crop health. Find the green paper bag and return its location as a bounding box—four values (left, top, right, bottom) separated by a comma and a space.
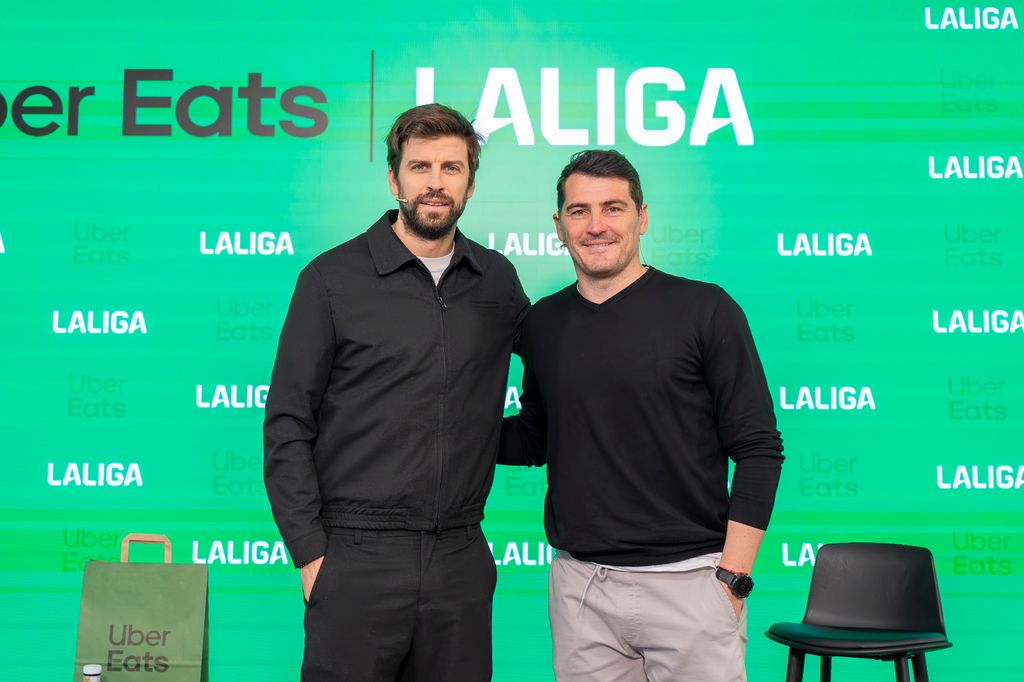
73, 534, 208, 681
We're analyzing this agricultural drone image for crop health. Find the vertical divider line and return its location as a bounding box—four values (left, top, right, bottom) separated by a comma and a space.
370, 49, 375, 162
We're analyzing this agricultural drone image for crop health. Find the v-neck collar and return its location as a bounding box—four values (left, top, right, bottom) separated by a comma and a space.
574, 267, 656, 311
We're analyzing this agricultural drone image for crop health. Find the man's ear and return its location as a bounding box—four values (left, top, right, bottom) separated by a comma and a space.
388, 168, 400, 199
553, 211, 565, 242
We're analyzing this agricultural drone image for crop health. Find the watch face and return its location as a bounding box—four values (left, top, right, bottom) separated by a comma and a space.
732, 574, 754, 598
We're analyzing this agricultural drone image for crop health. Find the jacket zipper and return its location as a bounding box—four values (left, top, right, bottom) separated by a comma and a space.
433, 272, 450, 532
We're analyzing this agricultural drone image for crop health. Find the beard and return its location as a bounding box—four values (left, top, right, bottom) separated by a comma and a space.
398, 189, 468, 241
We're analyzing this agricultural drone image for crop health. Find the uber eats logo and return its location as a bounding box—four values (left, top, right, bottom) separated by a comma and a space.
0, 70, 327, 138
106, 623, 172, 672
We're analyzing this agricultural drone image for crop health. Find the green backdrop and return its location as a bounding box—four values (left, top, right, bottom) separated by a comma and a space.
2, 2, 1022, 679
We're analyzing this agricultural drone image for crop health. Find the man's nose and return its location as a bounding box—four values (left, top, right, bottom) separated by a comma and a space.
427, 167, 444, 190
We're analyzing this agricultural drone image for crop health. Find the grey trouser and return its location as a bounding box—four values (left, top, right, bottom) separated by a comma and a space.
549, 553, 748, 682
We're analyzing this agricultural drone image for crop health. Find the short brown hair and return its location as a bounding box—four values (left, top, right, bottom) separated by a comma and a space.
556, 149, 644, 211
386, 104, 483, 183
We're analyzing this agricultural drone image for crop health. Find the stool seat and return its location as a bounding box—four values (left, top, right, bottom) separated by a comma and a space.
767, 622, 952, 657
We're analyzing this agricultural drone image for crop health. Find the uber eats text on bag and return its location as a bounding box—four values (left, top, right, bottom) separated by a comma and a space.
74, 533, 208, 681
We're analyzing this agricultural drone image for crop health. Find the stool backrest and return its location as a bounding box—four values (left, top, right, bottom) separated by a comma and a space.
803, 543, 946, 634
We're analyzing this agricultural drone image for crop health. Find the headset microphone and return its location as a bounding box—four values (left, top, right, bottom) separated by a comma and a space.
395, 196, 409, 203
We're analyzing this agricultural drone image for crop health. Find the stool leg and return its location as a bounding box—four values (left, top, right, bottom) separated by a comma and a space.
894, 655, 910, 682
911, 653, 929, 682
819, 655, 832, 682
786, 649, 805, 682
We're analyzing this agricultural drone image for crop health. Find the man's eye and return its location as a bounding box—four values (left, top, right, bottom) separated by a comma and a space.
445, 164, 462, 173
570, 210, 587, 217
606, 206, 622, 214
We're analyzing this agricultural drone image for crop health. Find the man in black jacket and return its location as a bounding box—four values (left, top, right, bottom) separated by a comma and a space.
264, 103, 528, 681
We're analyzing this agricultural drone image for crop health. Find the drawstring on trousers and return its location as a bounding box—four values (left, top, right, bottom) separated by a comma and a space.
579, 564, 608, 610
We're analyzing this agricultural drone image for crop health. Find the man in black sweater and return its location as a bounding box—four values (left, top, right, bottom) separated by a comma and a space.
501, 150, 783, 681
265, 104, 528, 681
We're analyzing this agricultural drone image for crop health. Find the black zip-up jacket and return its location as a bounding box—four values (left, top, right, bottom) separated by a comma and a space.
264, 211, 529, 567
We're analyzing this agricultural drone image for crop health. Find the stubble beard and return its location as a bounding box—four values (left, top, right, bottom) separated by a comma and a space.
399, 190, 468, 241
569, 239, 641, 283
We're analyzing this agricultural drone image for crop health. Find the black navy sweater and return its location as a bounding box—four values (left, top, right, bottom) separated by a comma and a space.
500, 268, 784, 566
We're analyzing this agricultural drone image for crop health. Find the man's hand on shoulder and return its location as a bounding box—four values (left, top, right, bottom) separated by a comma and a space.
300, 555, 325, 602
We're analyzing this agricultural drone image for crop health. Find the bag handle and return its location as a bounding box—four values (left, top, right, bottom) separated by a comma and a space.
120, 533, 173, 563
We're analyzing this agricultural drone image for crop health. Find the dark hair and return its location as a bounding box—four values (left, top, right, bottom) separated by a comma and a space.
386, 103, 483, 183
556, 149, 644, 211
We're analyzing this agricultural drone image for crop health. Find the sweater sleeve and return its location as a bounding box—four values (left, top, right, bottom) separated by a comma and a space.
263, 264, 334, 567
499, 312, 547, 467
703, 288, 784, 530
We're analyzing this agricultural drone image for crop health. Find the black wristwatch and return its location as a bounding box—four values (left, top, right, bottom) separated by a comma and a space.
716, 566, 754, 599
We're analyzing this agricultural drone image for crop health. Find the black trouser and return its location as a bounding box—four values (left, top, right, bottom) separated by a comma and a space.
301, 525, 496, 681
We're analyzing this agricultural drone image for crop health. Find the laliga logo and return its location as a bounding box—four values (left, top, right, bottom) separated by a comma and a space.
417, 67, 752, 146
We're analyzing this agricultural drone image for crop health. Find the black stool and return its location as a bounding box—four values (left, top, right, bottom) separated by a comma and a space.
765, 543, 952, 681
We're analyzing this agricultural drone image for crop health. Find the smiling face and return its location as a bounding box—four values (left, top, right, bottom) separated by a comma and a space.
388, 135, 475, 241
554, 173, 648, 283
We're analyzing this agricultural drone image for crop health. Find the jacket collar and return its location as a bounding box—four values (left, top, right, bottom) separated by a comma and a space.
367, 210, 483, 276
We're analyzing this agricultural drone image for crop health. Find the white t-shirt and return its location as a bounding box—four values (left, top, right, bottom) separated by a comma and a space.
418, 248, 454, 286
566, 551, 722, 573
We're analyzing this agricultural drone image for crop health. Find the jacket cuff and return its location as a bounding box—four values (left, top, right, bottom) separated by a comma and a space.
286, 529, 328, 568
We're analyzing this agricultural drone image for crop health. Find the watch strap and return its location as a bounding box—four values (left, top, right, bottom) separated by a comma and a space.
716, 566, 754, 598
